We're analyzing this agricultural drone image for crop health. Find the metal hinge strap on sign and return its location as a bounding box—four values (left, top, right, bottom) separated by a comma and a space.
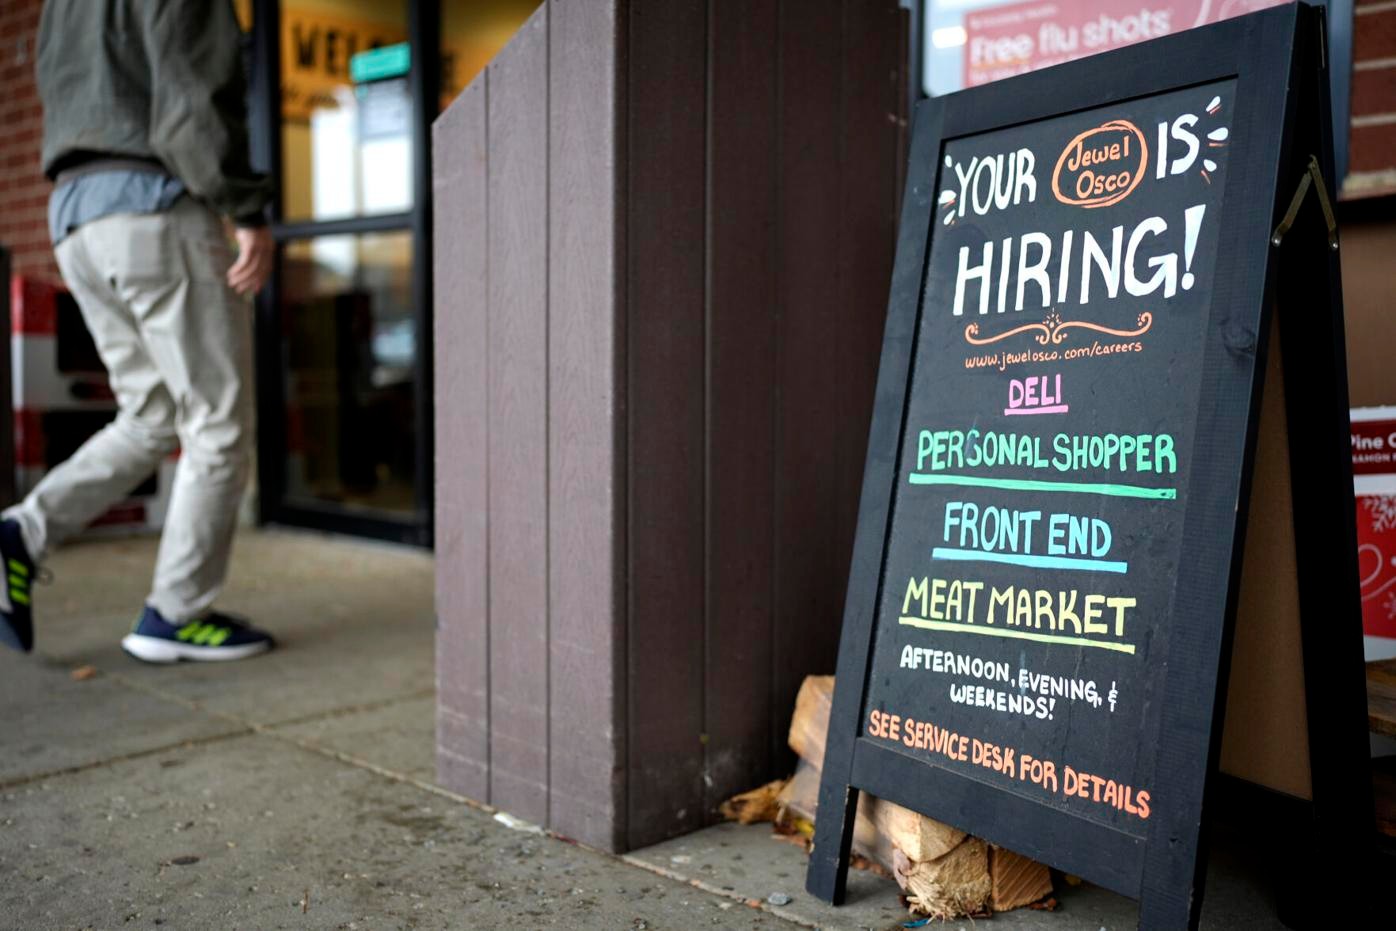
1271, 154, 1339, 251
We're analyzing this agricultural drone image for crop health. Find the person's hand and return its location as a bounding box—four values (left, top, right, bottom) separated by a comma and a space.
228, 226, 274, 296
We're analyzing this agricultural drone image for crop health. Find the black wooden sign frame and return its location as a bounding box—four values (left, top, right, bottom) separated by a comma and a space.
807, 5, 1371, 928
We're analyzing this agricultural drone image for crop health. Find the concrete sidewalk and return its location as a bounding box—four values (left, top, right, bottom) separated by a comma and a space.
0, 531, 792, 930
0, 530, 1286, 930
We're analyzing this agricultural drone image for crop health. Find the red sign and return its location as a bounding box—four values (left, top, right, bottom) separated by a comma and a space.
1354, 415, 1396, 642
963, 0, 1290, 88
1358, 493, 1396, 640
1352, 417, 1396, 475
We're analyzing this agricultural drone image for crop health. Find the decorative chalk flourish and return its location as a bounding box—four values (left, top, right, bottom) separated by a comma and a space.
964, 310, 1153, 347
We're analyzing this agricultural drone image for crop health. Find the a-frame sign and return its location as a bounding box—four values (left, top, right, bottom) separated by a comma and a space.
807, 5, 1371, 928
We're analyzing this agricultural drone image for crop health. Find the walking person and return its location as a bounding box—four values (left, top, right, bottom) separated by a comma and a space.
0, 0, 276, 662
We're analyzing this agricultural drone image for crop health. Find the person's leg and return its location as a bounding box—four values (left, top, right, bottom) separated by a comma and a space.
2, 228, 179, 561
0, 222, 179, 653
92, 200, 254, 623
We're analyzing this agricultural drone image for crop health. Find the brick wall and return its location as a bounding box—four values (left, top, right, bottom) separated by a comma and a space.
1349, 0, 1396, 193
0, 0, 57, 283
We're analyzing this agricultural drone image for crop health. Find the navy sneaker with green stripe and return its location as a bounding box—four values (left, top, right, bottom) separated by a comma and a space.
121, 606, 275, 663
0, 519, 36, 653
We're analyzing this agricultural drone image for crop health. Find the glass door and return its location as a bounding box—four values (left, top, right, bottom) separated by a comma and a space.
249, 0, 436, 546
247, 0, 539, 546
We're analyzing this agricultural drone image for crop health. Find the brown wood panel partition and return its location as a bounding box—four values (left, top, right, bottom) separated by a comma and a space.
435, 0, 908, 853
547, 0, 627, 850
625, 0, 707, 843
433, 64, 489, 804
704, 0, 780, 819
487, 9, 551, 824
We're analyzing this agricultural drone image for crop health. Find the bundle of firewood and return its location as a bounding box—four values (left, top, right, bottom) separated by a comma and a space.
720, 675, 1053, 919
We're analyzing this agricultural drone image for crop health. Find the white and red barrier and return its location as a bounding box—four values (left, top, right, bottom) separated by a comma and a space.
10, 277, 174, 534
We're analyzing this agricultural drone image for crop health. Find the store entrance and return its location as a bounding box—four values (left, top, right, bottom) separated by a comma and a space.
242, 0, 538, 545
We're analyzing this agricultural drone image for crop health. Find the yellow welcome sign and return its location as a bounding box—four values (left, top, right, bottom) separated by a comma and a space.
232, 1, 533, 120
282, 10, 406, 121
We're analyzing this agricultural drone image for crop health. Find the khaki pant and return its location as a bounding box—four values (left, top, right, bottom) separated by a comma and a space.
3, 199, 253, 622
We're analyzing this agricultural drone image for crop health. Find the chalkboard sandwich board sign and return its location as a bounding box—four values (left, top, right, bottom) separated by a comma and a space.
807, 4, 1371, 929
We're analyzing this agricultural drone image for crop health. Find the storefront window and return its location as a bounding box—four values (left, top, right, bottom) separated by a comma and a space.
923, 0, 1289, 96
251, 0, 542, 541
280, 0, 411, 221
280, 232, 416, 516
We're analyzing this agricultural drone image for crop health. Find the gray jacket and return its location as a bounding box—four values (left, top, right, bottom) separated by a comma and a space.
36, 0, 271, 223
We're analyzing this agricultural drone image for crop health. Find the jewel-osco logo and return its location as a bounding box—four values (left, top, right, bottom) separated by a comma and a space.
1051, 120, 1148, 208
